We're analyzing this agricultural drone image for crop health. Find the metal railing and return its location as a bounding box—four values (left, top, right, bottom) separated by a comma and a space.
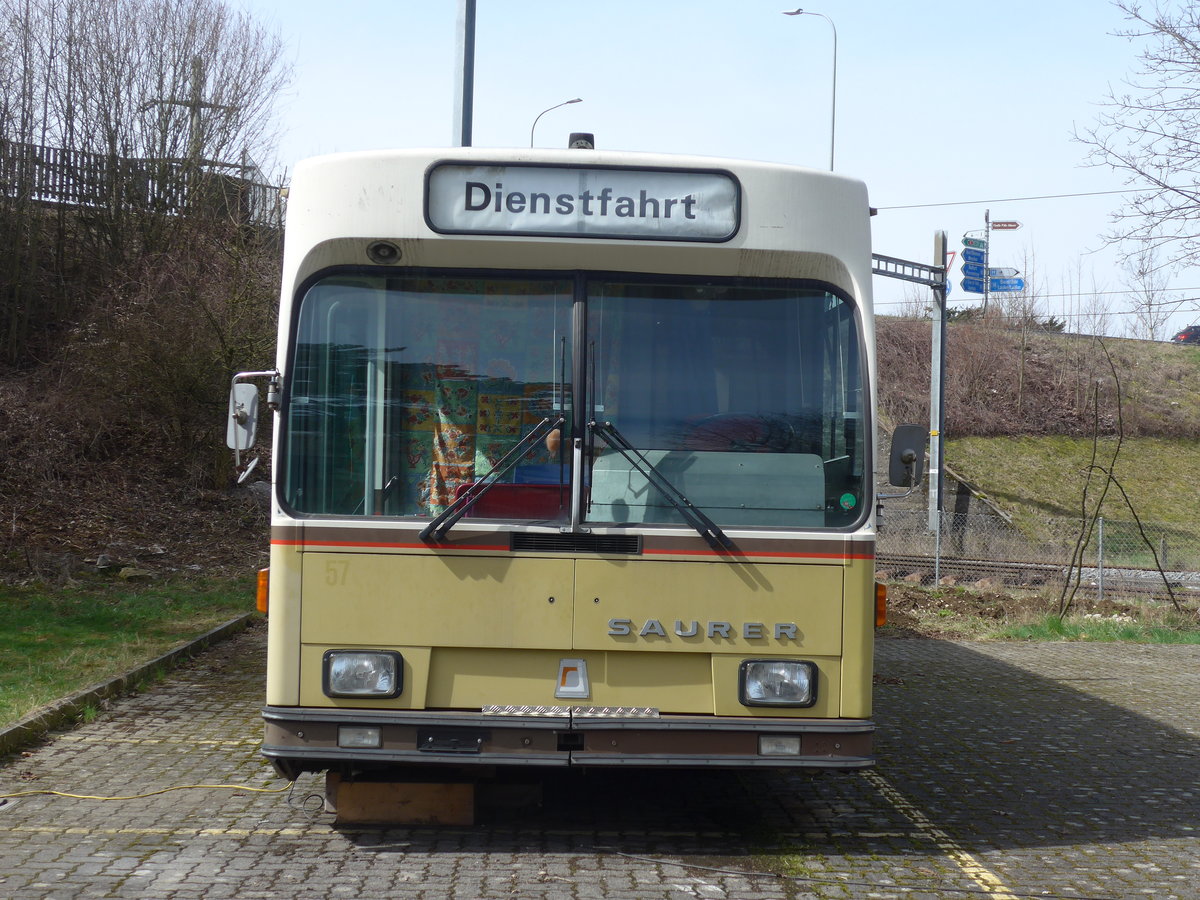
877, 508, 1200, 600
0, 138, 281, 227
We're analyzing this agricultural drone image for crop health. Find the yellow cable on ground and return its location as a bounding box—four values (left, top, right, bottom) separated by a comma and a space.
0, 781, 295, 801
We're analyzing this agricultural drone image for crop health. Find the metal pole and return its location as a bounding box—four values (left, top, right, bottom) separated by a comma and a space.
982, 208, 991, 312
1097, 516, 1105, 602
189, 56, 204, 164
825, 14, 837, 171
453, 0, 477, 147
928, 231, 946, 532
782, 9, 837, 171
530, 98, 582, 147
929, 232, 948, 583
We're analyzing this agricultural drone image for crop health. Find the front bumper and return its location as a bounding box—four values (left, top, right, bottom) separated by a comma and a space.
262, 705, 874, 778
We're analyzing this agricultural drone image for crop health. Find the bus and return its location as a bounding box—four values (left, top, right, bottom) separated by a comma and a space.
229, 145, 911, 784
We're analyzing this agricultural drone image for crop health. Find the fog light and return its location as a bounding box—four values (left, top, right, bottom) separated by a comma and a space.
323, 650, 403, 698
739, 659, 817, 707
338, 725, 381, 749
759, 735, 802, 756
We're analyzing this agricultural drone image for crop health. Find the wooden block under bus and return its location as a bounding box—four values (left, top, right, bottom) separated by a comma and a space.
324, 773, 475, 826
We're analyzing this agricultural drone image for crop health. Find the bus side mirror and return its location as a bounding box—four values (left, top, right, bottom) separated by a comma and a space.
887, 424, 926, 487
227, 382, 259, 452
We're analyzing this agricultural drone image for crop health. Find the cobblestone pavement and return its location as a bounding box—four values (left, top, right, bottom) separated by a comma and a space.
1, 622, 1198, 899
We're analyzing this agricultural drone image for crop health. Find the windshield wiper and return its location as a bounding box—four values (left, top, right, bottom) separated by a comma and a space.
588, 420, 733, 552
420, 415, 565, 542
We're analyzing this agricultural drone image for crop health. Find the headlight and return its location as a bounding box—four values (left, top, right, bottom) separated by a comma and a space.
322, 650, 404, 698
739, 659, 817, 707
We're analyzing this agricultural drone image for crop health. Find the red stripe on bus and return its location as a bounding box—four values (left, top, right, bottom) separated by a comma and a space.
643, 549, 874, 560
271, 539, 874, 560
270, 540, 509, 552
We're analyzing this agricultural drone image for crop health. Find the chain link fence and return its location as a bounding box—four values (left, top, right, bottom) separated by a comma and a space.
877, 507, 1200, 600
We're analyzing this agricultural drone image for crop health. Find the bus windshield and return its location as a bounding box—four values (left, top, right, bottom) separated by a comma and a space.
585, 279, 864, 529
283, 274, 574, 520
282, 271, 865, 529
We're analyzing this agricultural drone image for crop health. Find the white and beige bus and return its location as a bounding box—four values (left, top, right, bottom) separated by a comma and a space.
231, 145, 907, 780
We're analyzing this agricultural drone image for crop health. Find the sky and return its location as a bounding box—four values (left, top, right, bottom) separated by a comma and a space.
232, 0, 1199, 339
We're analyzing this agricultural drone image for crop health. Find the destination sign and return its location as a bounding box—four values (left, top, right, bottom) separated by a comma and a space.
989, 277, 1026, 292
988, 267, 1020, 278
960, 277, 986, 294
961, 248, 986, 265
425, 162, 741, 242
991, 220, 1022, 231
961, 263, 985, 279
962, 237, 987, 250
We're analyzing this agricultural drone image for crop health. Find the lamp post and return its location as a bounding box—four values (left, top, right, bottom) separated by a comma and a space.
782, 8, 837, 171
530, 98, 582, 147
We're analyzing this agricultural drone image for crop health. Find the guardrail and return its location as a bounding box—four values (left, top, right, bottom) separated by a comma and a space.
0, 138, 281, 227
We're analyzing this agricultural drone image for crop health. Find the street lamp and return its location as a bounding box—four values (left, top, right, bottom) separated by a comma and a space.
530, 98, 582, 147
782, 9, 837, 172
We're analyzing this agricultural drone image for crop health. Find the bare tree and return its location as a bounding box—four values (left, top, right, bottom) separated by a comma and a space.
992, 249, 1045, 414
894, 284, 933, 320
1061, 260, 1114, 338
1077, 1, 1200, 269
1123, 243, 1175, 339
992, 247, 1044, 331
0, 0, 290, 366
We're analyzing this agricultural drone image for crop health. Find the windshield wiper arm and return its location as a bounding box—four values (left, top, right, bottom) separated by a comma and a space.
420, 415, 565, 543
589, 420, 733, 552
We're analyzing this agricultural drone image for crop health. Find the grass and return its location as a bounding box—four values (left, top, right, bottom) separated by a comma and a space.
995, 613, 1200, 644
0, 576, 256, 729
883, 583, 1200, 643
946, 435, 1200, 570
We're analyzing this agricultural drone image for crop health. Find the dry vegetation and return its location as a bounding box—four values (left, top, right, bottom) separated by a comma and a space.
0, 0, 287, 582
877, 316, 1200, 440
0, 366, 272, 582
880, 581, 1199, 642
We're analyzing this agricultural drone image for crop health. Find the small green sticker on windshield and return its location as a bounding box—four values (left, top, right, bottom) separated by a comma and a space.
839, 493, 857, 510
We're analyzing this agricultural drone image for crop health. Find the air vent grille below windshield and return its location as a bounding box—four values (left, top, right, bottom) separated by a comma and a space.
510, 533, 641, 554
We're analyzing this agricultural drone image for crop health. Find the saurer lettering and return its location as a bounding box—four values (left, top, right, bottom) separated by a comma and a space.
607, 618, 799, 641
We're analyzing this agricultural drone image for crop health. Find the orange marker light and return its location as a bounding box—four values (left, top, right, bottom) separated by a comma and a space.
874, 582, 887, 628
256, 568, 270, 615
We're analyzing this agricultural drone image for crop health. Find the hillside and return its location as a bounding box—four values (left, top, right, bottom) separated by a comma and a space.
876, 317, 1200, 440
876, 317, 1200, 561
2, 316, 1199, 582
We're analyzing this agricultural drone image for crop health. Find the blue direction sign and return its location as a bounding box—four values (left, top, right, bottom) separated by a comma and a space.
989, 277, 1026, 292
960, 277, 986, 294
961, 248, 987, 265
962, 237, 987, 250
961, 262, 986, 278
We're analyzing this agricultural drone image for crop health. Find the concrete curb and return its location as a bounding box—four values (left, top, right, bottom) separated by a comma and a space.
0, 613, 258, 759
